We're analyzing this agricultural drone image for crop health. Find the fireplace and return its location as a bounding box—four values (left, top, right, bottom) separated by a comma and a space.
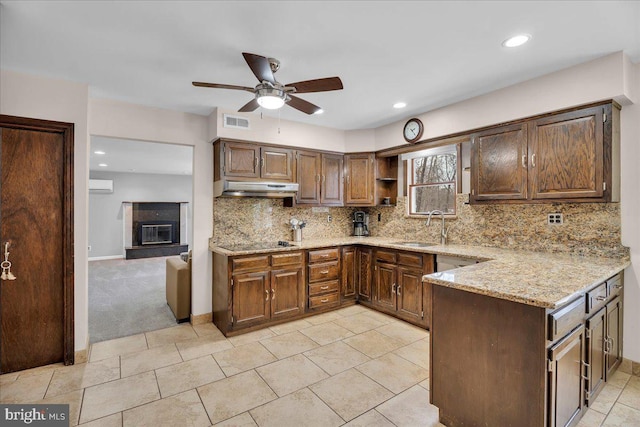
122, 202, 189, 259
141, 224, 173, 245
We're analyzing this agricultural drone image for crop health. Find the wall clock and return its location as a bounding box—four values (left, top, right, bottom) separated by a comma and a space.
403, 118, 424, 143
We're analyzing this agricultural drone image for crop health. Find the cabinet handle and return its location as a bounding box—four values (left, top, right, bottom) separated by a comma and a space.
522, 154, 527, 169
261, 157, 265, 169
397, 285, 401, 295
392, 284, 396, 293
316, 174, 320, 182
271, 289, 275, 299
265, 289, 270, 301
595, 295, 606, 301
613, 284, 623, 289
320, 298, 329, 303
320, 286, 329, 290
346, 175, 350, 184
321, 254, 329, 258
531, 153, 536, 168
320, 270, 329, 274
322, 175, 326, 183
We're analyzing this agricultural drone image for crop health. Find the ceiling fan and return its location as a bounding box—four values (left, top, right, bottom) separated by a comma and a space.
193, 52, 343, 115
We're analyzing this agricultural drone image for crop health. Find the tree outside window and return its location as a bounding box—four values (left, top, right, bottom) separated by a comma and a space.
407, 145, 458, 215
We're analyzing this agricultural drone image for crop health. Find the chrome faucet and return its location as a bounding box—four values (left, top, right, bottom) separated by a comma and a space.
426, 210, 448, 245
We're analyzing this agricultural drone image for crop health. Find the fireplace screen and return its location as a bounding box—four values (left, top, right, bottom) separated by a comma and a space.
141, 224, 173, 245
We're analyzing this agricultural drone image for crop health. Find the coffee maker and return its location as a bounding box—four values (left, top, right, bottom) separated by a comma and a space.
353, 211, 369, 236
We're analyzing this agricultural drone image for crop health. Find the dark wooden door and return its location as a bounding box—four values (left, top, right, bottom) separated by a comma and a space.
471, 123, 528, 201
345, 153, 375, 206
585, 307, 606, 404
357, 248, 372, 301
529, 106, 604, 200
606, 296, 623, 377
223, 142, 260, 178
270, 268, 304, 319
374, 262, 396, 311
261, 147, 293, 181
295, 151, 321, 204
320, 153, 344, 206
0, 115, 74, 374
341, 246, 356, 300
232, 271, 270, 327
396, 267, 423, 323
548, 325, 585, 427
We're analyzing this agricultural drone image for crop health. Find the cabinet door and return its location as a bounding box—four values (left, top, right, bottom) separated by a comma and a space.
296, 151, 321, 204
224, 142, 260, 178
548, 326, 585, 427
606, 296, 623, 377
529, 106, 604, 200
471, 123, 528, 201
341, 246, 357, 300
261, 147, 293, 181
271, 268, 304, 320
396, 266, 424, 323
321, 153, 344, 206
232, 271, 270, 327
345, 153, 375, 206
585, 307, 606, 404
374, 262, 396, 311
357, 248, 372, 301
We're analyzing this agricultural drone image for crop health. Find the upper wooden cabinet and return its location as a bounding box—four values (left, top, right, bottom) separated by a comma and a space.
215, 140, 293, 182
344, 153, 375, 206
471, 103, 618, 204
295, 150, 343, 206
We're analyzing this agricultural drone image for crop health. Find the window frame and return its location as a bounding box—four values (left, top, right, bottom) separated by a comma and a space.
404, 143, 462, 218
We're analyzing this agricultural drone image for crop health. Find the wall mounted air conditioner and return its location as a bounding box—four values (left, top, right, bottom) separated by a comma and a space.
89, 179, 113, 193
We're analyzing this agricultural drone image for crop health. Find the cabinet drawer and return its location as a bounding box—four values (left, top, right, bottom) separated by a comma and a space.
548, 297, 586, 342
376, 250, 396, 264
271, 252, 303, 267
308, 261, 340, 282
309, 280, 339, 296
309, 292, 340, 309
231, 255, 270, 272
308, 248, 339, 263
397, 252, 423, 268
587, 282, 608, 313
607, 274, 623, 296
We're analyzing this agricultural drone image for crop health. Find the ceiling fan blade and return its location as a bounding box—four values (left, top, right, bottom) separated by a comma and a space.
192, 82, 254, 92
242, 52, 275, 84
238, 98, 260, 113
285, 77, 343, 93
287, 95, 322, 115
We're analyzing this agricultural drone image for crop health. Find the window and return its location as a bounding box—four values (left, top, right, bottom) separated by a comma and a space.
404, 144, 459, 216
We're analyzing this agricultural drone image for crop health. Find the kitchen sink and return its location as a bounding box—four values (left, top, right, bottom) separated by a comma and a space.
392, 241, 437, 248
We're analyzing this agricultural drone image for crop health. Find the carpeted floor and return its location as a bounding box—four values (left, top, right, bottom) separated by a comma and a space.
88, 256, 178, 343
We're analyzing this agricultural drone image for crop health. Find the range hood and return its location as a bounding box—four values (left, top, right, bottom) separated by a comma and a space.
214, 181, 299, 198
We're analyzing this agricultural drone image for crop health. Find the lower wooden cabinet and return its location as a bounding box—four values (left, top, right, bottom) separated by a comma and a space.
307, 247, 341, 311
357, 247, 373, 301
341, 246, 357, 302
371, 249, 434, 328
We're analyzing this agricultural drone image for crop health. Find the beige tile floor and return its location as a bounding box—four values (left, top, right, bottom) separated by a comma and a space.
1, 305, 638, 427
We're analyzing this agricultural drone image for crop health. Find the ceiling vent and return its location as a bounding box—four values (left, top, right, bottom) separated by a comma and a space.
223, 114, 250, 130
89, 179, 113, 193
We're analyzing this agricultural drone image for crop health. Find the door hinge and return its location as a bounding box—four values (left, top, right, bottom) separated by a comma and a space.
471, 189, 475, 196
374, 265, 377, 271
585, 328, 591, 339
585, 390, 591, 400
231, 279, 234, 287
231, 315, 235, 324
548, 360, 554, 372
603, 182, 607, 191
421, 311, 424, 318
603, 112, 607, 123
222, 165, 226, 173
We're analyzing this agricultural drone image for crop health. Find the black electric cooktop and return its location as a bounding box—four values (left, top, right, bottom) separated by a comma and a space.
218, 241, 291, 251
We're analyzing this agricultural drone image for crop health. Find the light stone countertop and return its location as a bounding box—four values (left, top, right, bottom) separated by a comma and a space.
209, 237, 630, 310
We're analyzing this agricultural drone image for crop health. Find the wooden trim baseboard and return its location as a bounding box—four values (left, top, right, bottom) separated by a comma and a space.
190, 312, 212, 325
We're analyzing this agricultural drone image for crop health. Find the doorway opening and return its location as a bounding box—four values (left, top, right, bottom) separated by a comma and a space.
88, 136, 193, 343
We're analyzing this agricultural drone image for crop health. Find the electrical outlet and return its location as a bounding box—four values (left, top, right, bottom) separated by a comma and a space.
547, 213, 563, 225
327, 215, 332, 223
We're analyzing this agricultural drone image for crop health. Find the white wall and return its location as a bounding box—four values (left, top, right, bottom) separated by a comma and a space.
89, 98, 212, 316
0, 69, 90, 353
89, 171, 193, 258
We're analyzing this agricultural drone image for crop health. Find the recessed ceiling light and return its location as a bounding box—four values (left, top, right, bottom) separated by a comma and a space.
393, 102, 407, 109
98, 163, 108, 167
314, 109, 324, 115
502, 34, 531, 48
94, 150, 106, 155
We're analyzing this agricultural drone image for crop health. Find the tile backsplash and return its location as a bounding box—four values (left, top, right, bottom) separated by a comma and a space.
213, 195, 627, 257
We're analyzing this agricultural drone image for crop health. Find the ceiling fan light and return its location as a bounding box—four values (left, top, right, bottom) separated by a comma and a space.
256, 87, 286, 109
